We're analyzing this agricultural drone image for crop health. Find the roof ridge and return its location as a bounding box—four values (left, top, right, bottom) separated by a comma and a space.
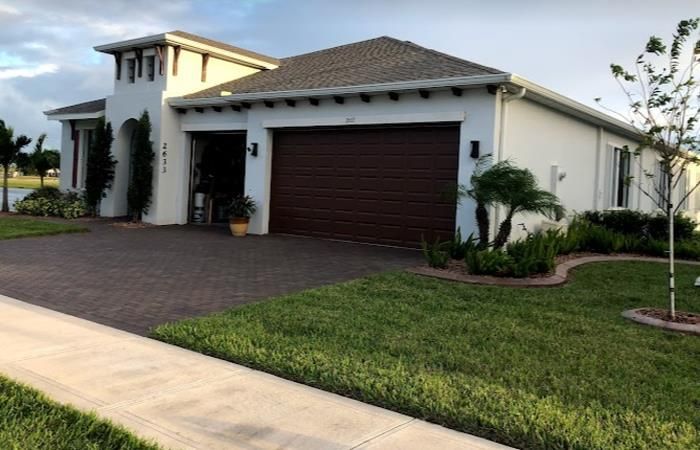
44, 98, 106, 116
386, 37, 504, 74
282, 35, 395, 61
167, 30, 280, 65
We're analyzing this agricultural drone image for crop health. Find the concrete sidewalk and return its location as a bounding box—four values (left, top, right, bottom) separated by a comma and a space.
0, 294, 512, 450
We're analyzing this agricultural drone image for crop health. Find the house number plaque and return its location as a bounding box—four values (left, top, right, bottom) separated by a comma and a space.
161, 143, 168, 173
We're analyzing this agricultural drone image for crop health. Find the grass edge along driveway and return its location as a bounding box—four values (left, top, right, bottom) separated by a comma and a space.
0, 216, 87, 240
153, 261, 700, 450
0, 375, 160, 449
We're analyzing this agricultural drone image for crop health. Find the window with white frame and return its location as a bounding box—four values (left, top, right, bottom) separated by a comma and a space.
611, 147, 631, 208
677, 170, 689, 210
127, 58, 136, 83
655, 161, 669, 211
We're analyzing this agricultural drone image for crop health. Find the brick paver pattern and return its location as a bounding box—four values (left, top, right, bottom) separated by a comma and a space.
0, 221, 420, 335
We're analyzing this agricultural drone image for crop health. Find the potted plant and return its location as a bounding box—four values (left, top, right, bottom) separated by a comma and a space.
228, 195, 256, 236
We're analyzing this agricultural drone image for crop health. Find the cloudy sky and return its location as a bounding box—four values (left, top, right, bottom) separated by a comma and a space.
0, 0, 697, 148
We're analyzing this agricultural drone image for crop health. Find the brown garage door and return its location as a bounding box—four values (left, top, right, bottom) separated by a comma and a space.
270, 124, 459, 248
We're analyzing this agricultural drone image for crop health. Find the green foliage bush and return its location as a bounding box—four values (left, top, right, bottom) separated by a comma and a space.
421, 236, 450, 269
581, 209, 696, 241
447, 227, 479, 260
465, 249, 514, 277
424, 210, 700, 278
127, 110, 155, 221
14, 187, 86, 219
506, 231, 559, 277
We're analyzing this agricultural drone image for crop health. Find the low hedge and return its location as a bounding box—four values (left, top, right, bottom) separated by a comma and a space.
14, 187, 86, 219
423, 210, 700, 278
581, 209, 696, 241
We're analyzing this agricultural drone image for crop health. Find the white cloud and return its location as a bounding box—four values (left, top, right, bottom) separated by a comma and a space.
0, 0, 698, 149
0, 3, 20, 15
0, 63, 58, 80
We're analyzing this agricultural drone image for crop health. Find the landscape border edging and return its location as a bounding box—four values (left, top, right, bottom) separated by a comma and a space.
407, 255, 700, 287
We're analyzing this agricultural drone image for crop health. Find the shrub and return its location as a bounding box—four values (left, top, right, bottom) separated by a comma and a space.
127, 110, 155, 221
447, 228, 479, 260
674, 239, 700, 260
84, 117, 116, 216
25, 186, 62, 200
580, 209, 696, 241
465, 249, 514, 277
581, 210, 646, 235
646, 213, 696, 241
557, 219, 588, 255
422, 236, 450, 269
14, 188, 86, 219
506, 231, 559, 277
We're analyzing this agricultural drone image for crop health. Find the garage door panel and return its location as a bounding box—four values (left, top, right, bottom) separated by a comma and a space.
270, 124, 458, 247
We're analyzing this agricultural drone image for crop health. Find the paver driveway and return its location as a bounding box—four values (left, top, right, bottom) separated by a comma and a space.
0, 221, 420, 335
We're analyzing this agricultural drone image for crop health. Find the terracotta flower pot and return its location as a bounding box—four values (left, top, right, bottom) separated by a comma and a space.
229, 217, 250, 237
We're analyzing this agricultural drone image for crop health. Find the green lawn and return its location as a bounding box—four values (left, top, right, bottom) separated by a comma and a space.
3, 176, 58, 189
153, 262, 700, 450
0, 216, 87, 240
0, 375, 159, 449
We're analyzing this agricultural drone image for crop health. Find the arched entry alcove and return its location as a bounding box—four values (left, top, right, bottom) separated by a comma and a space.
108, 118, 138, 217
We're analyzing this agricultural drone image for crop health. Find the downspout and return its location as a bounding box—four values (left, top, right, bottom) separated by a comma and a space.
493, 86, 526, 238
497, 86, 526, 162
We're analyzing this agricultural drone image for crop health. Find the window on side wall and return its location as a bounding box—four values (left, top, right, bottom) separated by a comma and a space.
611, 147, 631, 208
127, 58, 136, 83
146, 56, 155, 81
655, 161, 669, 211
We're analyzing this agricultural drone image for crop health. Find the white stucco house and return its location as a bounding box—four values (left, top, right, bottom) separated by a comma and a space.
44, 31, 699, 247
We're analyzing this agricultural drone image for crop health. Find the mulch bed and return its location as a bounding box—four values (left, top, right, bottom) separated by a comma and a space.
635, 308, 700, 325
110, 221, 157, 229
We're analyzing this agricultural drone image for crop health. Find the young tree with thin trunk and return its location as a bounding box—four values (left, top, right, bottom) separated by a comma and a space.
0, 120, 32, 212
127, 110, 155, 222
597, 18, 700, 319
85, 118, 116, 216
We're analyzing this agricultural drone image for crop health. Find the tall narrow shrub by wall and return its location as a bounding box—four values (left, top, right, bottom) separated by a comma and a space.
84, 118, 115, 216
127, 110, 155, 221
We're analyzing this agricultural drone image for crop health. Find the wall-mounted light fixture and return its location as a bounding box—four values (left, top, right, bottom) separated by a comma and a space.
470, 140, 480, 159
247, 142, 258, 157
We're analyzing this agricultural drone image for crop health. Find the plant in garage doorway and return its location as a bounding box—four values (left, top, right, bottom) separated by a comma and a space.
228, 195, 256, 236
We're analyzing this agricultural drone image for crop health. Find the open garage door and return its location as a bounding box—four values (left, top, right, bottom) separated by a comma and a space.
270, 123, 460, 248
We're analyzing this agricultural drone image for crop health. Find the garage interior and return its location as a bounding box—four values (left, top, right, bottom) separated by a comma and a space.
270, 123, 460, 248
188, 132, 247, 224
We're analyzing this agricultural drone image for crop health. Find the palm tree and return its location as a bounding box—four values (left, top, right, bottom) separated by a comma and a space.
0, 120, 32, 212
459, 156, 495, 248
476, 160, 564, 249
30, 133, 52, 188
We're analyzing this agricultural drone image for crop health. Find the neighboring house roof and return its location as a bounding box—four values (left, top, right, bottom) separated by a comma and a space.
185, 36, 505, 99
44, 98, 106, 119
167, 30, 280, 66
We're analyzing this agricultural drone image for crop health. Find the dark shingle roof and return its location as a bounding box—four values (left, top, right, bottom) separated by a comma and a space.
185, 36, 505, 99
44, 98, 105, 116
168, 31, 280, 65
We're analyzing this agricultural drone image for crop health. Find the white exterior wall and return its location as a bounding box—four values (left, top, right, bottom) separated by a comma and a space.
178, 88, 501, 235
99, 45, 267, 223
58, 121, 73, 191
57, 119, 98, 192
503, 98, 696, 241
